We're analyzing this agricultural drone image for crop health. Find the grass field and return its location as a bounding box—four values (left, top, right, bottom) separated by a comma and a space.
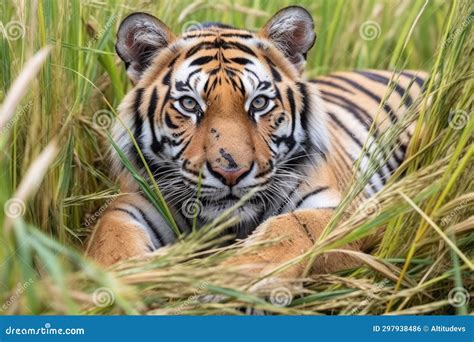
0, 0, 472, 315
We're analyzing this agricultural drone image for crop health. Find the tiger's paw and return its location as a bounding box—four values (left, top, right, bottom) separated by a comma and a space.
224, 210, 329, 278
86, 214, 153, 267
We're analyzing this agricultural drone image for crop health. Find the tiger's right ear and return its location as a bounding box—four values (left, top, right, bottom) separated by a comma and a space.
116, 13, 175, 83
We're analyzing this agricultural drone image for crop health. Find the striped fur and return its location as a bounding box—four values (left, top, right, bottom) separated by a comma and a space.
86, 7, 426, 270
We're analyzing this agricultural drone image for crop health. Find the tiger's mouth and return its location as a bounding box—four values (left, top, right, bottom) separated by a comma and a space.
189, 190, 267, 225
201, 193, 241, 204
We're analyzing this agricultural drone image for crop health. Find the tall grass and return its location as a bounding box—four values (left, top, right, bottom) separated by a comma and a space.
0, 0, 472, 315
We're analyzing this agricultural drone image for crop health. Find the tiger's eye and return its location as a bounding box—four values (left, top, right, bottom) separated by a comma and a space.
180, 97, 198, 111
251, 96, 269, 110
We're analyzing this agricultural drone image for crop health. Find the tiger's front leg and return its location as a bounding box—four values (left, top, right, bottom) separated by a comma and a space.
226, 209, 361, 278
86, 193, 175, 266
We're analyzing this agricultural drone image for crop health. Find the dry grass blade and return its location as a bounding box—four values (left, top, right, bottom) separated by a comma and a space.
397, 190, 473, 270
328, 249, 415, 286
0, 46, 51, 131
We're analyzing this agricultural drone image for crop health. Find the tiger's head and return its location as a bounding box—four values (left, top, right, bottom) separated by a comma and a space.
114, 6, 328, 231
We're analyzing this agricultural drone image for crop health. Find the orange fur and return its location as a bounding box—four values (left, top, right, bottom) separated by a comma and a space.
87, 8, 427, 277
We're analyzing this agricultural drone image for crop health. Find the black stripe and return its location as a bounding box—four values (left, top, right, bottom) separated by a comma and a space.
175, 81, 190, 92
258, 81, 271, 91
134, 88, 144, 113
327, 112, 387, 187
148, 87, 162, 154
220, 33, 253, 39
173, 138, 192, 160
263, 135, 278, 157
231, 57, 253, 65
183, 177, 216, 189
223, 42, 257, 57
321, 91, 403, 173
162, 69, 172, 86
310, 79, 355, 94
273, 179, 304, 215
183, 162, 202, 177
355, 71, 413, 107
400, 71, 425, 88
165, 112, 179, 129
183, 33, 216, 40
286, 87, 297, 135
186, 69, 201, 85
111, 207, 140, 221
270, 65, 282, 82
203, 78, 211, 94
296, 82, 310, 132
327, 112, 364, 148
295, 84, 327, 160
244, 67, 262, 83
273, 85, 283, 108
272, 87, 297, 152
162, 136, 183, 146
295, 187, 329, 208
190, 55, 215, 66
185, 43, 214, 58
329, 75, 398, 124
132, 88, 145, 168
167, 55, 180, 68
264, 56, 282, 82
159, 87, 172, 132
320, 91, 374, 129
393, 143, 408, 165
136, 207, 166, 247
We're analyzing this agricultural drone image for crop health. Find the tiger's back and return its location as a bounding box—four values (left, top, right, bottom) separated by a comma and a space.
311, 69, 426, 195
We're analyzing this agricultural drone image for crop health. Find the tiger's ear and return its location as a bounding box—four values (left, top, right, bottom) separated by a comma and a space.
259, 6, 316, 71
116, 12, 176, 83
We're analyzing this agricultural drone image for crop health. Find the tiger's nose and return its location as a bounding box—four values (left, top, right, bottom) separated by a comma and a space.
209, 165, 250, 186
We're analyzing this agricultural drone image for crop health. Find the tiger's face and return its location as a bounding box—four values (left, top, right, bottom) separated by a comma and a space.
115, 7, 326, 227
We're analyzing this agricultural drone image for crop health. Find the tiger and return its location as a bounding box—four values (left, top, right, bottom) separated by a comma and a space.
86, 6, 426, 278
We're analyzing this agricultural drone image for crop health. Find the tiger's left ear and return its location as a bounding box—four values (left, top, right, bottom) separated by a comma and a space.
259, 6, 316, 72
116, 12, 176, 83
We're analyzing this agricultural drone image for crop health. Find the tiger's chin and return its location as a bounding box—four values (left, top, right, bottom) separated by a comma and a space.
197, 200, 265, 239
